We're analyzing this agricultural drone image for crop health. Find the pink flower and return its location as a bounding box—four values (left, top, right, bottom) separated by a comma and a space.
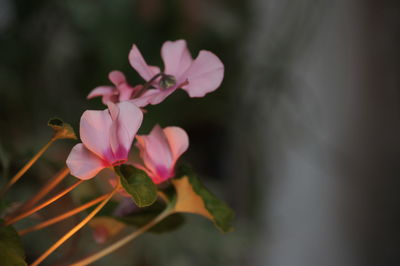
128, 39, 224, 107
87, 71, 141, 105
133, 125, 189, 184
66, 102, 143, 180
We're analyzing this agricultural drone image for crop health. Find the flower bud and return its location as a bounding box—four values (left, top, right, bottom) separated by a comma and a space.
159, 74, 176, 89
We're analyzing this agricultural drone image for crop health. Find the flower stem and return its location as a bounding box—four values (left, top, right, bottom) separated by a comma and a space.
69, 208, 173, 266
18, 193, 110, 236
133, 72, 163, 97
0, 137, 57, 197
5, 179, 83, 226
30, 185, 120, 266
17, 167, 70, 214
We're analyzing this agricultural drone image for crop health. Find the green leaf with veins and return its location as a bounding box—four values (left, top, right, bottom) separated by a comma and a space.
172, 164, 234, 233
116, 165, 157, 208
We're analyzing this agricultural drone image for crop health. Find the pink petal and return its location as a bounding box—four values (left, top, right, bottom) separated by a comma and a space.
87, 86, 116, 105
129, 87, 176, 107
133, 136, 157, 177
117, 83, 134, 102
181, 50, 224, 97
110, 71, 135, 102
109, 102, 143, 162
87, 86, 115, 99
129, 44, 159, 81
80, 109, 113, 161
137, 125, 174, 179
109, 71, 126, 86
163, 127, 189, 165
161, 40, 193, 81
149, 65, 161, 76
66, 144, 106, 180
107, 102, 119, 121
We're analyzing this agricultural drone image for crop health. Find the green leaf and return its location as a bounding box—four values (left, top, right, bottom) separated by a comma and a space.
116, 201, 185, 234
48, 117, 77, 140
0, 221, 27, 266
116, 165, 157, 208
172, 164, 234, 233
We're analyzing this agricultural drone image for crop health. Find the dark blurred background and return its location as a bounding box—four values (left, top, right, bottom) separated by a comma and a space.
1, 0, 400, 265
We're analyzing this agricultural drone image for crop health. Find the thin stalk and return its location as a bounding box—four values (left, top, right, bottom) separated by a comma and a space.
0, 137, 57, 196
69, 208, 173, 266
5, 180, 83, 226
133, 72, 163, 97
30, 185, 120, 266
19, 193, 109, 236
18, 167, 70, 213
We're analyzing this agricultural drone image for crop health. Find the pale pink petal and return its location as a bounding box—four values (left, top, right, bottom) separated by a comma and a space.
134, 134, 171, 184
118, 84, 134, 102
129, 90, 160, 107
109, 71, 135, 102
163, 127, 189, 164
80, 109, 113, 160
116, 102, 143, 150
107, 102, 119, 120
129, 84, 144, 98
109, 71, 126, 86
87, 86, 115, 99
66, 144, 106, 180
149, 65, 161, 76
87, 86, 116, 105
109, 102, 143, 162
143, 125, 173, 173
129, 87, 176, 107
129, 44, 159, 81
161, 40, 193, 80
181, 50, 224, 97
133, 136, 157, 177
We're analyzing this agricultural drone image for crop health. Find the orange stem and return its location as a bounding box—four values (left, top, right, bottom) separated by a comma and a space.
19, 167, 70, 213
0, 137, 56, 197
19, 193, 109, 236
5, 180, 83, 226
70, 208, 172, 266
30, 185, 119, 266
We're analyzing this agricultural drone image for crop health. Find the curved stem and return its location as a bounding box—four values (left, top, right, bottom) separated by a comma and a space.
5, 179, 83, 226
19, 193, 109, 236
157, 191, 169, 204
0, 137, 57, 196
30, 185, 120, 266
17, 167, 70, 214
69, 208, 173, 266
133, 73, 163, 97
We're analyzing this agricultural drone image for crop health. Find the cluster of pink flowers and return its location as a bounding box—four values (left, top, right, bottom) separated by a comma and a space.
66, 40, 224, 184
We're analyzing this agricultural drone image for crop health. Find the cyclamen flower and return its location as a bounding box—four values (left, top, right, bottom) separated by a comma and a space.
66, 102, 143, 180
128, 39, 224, 107
133, 125, 189, 184
87, 71, 141, 105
